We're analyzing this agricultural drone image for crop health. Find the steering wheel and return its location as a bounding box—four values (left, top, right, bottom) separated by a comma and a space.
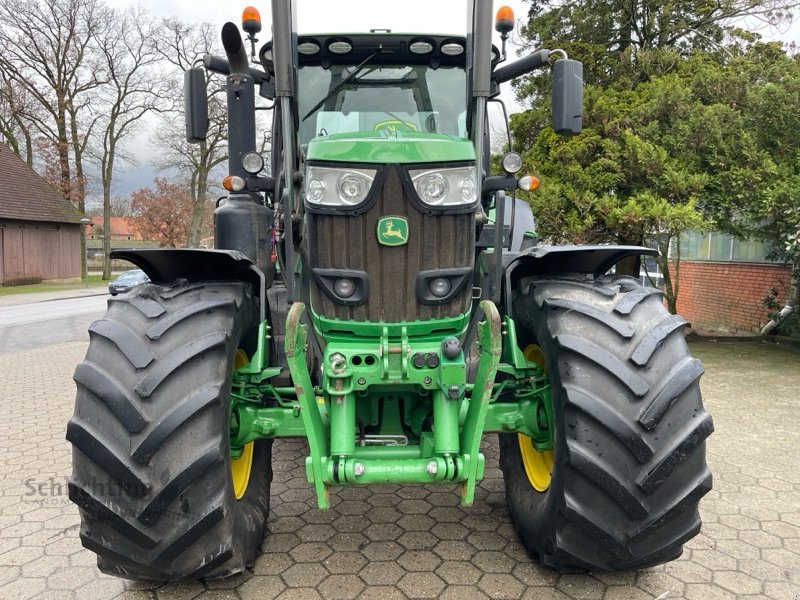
373, 119, 418, 134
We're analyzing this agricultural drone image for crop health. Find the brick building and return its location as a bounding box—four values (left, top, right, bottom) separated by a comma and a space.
0, 143, 84, 285
673, 232, 793, 333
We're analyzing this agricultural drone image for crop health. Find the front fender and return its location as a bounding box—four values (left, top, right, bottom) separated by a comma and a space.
502, 244, 658, 315
507, 245, 657, 279
110, 248, 267, 321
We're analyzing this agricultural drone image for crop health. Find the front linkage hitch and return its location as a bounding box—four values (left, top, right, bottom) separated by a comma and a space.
229, 301, 554, 510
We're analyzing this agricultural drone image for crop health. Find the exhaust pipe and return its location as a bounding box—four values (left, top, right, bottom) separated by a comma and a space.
221, 22, 250, 75
219, 22, 256, 179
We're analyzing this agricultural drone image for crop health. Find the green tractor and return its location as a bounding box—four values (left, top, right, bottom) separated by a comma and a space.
68, 0, 713, 582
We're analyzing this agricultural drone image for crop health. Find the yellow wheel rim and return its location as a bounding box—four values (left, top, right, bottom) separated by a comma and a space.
231, 349, 253, 500
518, 433, 553, 492
523, 344, 547, 374
230, 441, 254, 500
519, 344, 553, 492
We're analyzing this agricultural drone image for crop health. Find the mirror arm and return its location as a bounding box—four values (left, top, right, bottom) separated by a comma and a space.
482, 175, 517, 195
492, 49, 550, 85
202, 53, 271, 84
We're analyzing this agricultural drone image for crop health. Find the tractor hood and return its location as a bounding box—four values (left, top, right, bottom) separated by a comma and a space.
305, 131, 475, 164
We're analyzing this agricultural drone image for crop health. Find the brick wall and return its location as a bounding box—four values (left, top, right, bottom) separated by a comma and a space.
671, 261, 792, 332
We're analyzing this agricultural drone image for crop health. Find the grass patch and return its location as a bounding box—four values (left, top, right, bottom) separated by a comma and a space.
0, 275, 109, 297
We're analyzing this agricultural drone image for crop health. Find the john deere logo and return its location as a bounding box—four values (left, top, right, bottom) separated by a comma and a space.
377, 216, 409, 246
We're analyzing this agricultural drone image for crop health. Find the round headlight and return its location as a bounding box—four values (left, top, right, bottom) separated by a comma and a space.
308, 178, 326, 202
416, 173, 449, 204
334, 278, 356, 298
502, 152, 523, 174
242, 152, 264, 174
337, 173, 370, 205
460, 175, 477, 203
429, 277, 452, 298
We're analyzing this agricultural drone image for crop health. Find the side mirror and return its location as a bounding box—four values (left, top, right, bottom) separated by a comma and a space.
184, 68, 209, 143
552, 59, 583, 135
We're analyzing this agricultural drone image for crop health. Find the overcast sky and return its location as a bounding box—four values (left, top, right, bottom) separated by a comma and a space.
106, 0, 799, 46
107, 0, 531, 38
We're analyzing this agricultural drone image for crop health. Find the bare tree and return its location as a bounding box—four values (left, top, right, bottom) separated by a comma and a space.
110, 196, 133, 217
150, 18, 227, 248
0, 0, 110, 286
0, 0, 108, 206
151, 94, 229, 246
0, 70, 36, 165
94, 6, 166, 278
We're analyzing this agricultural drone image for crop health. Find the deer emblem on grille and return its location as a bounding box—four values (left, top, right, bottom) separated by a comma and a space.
377, 216, 409, 246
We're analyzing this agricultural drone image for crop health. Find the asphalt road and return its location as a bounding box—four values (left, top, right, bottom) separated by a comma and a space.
0, 295, 108, 354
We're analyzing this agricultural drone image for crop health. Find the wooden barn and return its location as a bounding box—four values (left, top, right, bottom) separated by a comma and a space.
0, 143, 84, 285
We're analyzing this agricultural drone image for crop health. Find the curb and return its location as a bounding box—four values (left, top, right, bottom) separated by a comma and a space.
0, 289, 109, 307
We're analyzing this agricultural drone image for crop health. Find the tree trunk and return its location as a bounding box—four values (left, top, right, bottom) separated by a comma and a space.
102, 126, 117, 280
102, 178, 112, 280
22, 128, 32, 167
68, 102, 86, 213
187, 143, 209, 248
56, 97, 72, 203
615, 253, 642, 277
618, 0, 635, 52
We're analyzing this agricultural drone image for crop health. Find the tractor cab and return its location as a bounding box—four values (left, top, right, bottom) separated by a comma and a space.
286, 33, 477, 150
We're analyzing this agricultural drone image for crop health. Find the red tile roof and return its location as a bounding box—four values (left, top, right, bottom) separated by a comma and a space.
87, 216, 144, 239
0, 143, 84, 224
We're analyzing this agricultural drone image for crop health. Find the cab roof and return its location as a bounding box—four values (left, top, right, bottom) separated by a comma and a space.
259, 33, 500, 68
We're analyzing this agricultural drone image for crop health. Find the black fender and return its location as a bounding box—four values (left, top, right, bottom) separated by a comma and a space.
501, 244, 658, 318
110, 249, 268, 322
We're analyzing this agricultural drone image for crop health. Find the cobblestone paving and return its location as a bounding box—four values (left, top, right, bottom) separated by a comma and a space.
0, 338, 798, 599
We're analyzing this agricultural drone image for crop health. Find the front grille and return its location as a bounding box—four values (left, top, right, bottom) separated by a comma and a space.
304, 165, 474, 323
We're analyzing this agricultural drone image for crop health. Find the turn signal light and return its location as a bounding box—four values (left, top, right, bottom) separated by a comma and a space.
518, 175, 540, 192
223, 175, 246, 192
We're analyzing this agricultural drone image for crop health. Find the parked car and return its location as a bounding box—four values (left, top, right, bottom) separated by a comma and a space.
108, 269, 150, 296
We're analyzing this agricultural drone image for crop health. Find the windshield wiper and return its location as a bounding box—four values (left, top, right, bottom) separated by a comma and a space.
301, 51, 379, 122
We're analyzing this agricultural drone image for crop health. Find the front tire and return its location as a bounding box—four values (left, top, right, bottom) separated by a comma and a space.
68, 280, 272, 582
500, 275, 713, 571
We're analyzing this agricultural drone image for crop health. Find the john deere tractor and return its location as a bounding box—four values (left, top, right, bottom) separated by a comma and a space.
68, 0, 713, 582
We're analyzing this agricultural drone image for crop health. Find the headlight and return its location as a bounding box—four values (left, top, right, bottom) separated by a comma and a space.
501, 152, 523, 174
304, 166, 377, 207
429, 277, 452, 298
409, 166, 478, 207
242, 151, 264, 174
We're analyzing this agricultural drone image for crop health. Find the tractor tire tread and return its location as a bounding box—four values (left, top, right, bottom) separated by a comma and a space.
69, 281, 271, 582
501, 275, 712, 571
73, 362, 147, 433
88, 320, 154, 368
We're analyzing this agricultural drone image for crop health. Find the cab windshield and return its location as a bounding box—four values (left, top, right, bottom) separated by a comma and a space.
298, 63, 468, 148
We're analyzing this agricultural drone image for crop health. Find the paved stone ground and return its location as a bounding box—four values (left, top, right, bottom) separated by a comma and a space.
0, 338, 798, 600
